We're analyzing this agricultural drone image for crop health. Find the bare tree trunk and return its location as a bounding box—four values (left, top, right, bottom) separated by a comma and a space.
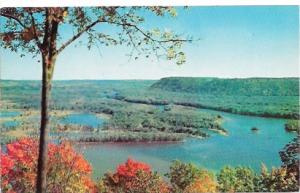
36, 55, 52, 193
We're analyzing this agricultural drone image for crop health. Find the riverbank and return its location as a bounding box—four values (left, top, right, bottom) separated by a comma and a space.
76, 130, 186, 143
79, 109, 296, 178
115, 97, 299, 119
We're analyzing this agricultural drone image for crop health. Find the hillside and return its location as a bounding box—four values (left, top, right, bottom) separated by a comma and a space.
1, 79, 299, 119
150, 77, 299, 96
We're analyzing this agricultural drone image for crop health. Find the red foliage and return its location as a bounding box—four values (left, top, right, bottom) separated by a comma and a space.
100, 158, 169, 193
2, 33, 15, 43
1, 137, 95, 193
116, 158, 151, 178
1, 152, 14, 175
1, 151, 14, 188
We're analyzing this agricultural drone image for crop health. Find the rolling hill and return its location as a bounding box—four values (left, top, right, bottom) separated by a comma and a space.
150, 77, 299, 96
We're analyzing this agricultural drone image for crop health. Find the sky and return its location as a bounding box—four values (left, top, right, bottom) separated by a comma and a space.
1, 6, 299, 80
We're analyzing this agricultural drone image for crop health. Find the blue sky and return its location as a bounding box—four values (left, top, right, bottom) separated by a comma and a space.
1, 6, 299, 80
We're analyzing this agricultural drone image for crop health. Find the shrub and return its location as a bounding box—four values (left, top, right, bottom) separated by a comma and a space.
116, 158, 151, 177
184, 170, 218, 193
279, 135, 300, 180
257, 164, 299, 192
217, 166, 257, 192
1, 137, 95, 193
284, 120, 299, 133
166, 160, 217, 193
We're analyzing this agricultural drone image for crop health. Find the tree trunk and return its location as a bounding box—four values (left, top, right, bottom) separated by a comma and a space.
36, 54, 53, 193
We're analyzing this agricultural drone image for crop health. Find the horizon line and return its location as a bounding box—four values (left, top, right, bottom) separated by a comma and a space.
1, 76, 299, 81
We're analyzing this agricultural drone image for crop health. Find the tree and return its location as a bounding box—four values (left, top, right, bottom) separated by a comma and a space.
217, 166, 257, 192
166, 160, 216, 193
257, 164, 298, 192
0, 7, 190, 192
184, 170, 218, 193
99, 158, 170, 193
279, 135, 300, 179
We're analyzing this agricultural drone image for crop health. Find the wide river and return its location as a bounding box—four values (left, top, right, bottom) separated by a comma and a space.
76, 109, 296, 178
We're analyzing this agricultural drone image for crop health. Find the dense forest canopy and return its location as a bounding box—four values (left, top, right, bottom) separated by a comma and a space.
150, 77, 300, 96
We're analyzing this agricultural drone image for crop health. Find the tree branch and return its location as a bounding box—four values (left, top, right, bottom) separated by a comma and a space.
29, 12, 42, 50
57, 18, 103, 54
0, 13, 26, 29
42, 8, 51, 53
0, 31, 23, 35
108, 20, 191, 43
58, 11, 191, 54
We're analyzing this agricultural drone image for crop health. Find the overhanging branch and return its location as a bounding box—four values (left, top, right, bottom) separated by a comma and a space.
57, 14, 192, 55
57, 18, 104, 54
0, 13, 27, 29
108, 20, 191, 43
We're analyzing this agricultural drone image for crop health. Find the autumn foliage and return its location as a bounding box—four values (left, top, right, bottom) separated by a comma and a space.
99, 158, 170, 193
1, 138, 95, 193
1, 137, 299, 193
167, 160, 218, 193
116, 158, 151, 178
185, 172, 218, 193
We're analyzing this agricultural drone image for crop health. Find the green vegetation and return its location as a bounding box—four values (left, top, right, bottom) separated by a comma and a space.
118, 92, 299, 119
279, 136, 300, 180
166, 136, 300, 192
77, 131, 185, 143
166, 160, 212, 192
257, 164, 299, 192
117, 77, 299, 119
0, 78, 298, 143
216, 164, 299, 192
104, 105, 224, 138
2, 78, 299, 120
151, 77, 299, 96
217, 134, 300, 193
166, 135, 300, 193
0, 80, 225, 142
285, 120, 300, 133
217, 166, 258, 192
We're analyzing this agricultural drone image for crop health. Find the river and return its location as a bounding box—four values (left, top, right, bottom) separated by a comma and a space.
0, 110, 295, 178
76, 108, 295, 178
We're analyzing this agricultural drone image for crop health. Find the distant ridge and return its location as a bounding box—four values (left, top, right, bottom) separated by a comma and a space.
150, 77, 300, 96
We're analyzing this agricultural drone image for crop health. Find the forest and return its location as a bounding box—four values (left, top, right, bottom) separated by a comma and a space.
1, 78, 298, 143
0, 80, 226, 144
151, 77, 299, 96
1, 78, 299, 192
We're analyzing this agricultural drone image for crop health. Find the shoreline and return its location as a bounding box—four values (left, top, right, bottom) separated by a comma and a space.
74, 139, 185, 146
114, 98, 298, 120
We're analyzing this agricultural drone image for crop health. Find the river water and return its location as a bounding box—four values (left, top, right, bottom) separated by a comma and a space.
77, 109, 295, 178
0, 110, 295, 178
